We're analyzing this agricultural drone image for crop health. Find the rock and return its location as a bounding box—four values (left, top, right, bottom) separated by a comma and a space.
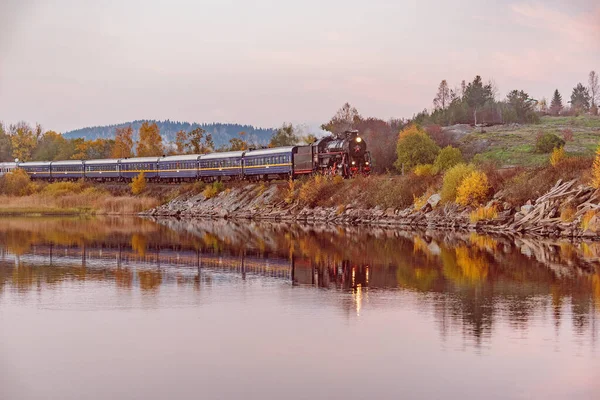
385, 208, 395, 217
427, 194, 441, 208
420, 203, 433, 213
503, 202, 512, 211
584, 215, 600, 233
521, 205, 534, 214
513, 212, 524, 221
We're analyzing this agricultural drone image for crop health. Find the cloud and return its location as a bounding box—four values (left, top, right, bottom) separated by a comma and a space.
510, 2, 600, 47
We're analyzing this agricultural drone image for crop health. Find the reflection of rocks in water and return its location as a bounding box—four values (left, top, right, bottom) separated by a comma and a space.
0, 216, 599, 347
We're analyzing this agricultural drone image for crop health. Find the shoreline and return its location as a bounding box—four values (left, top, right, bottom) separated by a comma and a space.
143, 179, 600, 240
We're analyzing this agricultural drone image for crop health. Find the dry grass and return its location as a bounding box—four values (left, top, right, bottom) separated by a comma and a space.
581, 211, 596, 231
560, 206, 576, 222
503, 157, 593, 205
469, 205, 498, 223
0, 193, 159, 215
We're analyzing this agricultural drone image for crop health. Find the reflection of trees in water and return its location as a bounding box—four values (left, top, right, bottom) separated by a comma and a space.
137, 270, 162, 292
0, 217, 599, 346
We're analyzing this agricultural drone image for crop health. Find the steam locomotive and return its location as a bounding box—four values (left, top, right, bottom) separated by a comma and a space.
0, 130, 371, 182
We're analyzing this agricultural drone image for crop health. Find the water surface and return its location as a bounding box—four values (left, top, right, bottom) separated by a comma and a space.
0, 217, 598, 400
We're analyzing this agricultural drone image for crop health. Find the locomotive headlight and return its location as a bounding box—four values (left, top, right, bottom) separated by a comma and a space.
356, 137, 362, 143
366, 162, 369, 165
352, 161, 356, 165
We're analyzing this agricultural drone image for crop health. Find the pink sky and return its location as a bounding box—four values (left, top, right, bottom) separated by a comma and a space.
0, 0, 598, 132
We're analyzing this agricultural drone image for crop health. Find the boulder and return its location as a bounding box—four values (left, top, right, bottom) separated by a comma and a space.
584, 215, 600, 233
427, 194, 441, 208
521, 204, 534, 214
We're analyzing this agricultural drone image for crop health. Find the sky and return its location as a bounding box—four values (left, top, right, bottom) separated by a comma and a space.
0, 0, 599, 133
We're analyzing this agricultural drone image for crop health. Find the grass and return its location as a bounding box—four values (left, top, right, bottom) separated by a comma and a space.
461, 115, 600, 167
0, 193, 160, 215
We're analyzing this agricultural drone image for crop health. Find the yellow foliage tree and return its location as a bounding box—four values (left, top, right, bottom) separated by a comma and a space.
111, 126, 134, 159
130, 172, 147, 195
550, 146, 566, 167
10, 122, 37, 162
136, 122, 164, 157
456, 170, 490, 206
394, 124, 440, 172
592, 146, 600, 189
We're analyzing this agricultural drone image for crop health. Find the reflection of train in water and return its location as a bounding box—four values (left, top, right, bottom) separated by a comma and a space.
0, 242, 376, 290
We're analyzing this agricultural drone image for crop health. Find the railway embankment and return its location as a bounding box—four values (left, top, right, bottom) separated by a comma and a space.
144, 175, 600, 240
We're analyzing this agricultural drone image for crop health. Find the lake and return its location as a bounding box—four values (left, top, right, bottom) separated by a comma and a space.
0, 216, 598, 400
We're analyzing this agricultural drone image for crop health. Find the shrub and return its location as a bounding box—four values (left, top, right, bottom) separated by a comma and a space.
581, 211, 596, 231
504, 158, 592, 205
130, 172, 147, 195
456, 171, 490, 206
560, 205, 576, 222
298, 175, 331, 206
203, 181, 224, 199
42, 181, 84, 197
0, 169, 32, 196
433, 146, 463, 172
284, 179, 296, 204
593, 146, 600, 189
440, 163, 476, 202
413, 193, 428, 209
369, 173, 438, 210
425, 124, 453, 147
550, 146, 566, 167
394, 124, 440, 173
470, 205, 498, 223
535, 133, 565, 153
413, 164, 436, 177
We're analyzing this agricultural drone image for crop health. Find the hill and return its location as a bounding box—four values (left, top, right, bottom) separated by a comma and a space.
63, 120, 276, 147
453, 116, 600, 167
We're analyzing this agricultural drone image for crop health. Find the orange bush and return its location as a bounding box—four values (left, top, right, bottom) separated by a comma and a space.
130, 172, 147, 195
456, 171, 490, 206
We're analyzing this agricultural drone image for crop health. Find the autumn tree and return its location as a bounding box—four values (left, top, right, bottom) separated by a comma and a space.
225, 132, 248, 151
112, 126, 134, 158
463, 76, 494, 125
394, 124, 440, 172
269, 123, 299, 147
9, 122, 37, 162
433, 80, 451, 110
136, 122, 164, 157
570, 83, 591, 112
31, 130, 67, 161
550, 90, 564, 115
589, 71, 599, 114
0, 123, 13, 162
71, 138, 114, 160
188, 127, 214, 154
175, 130, 188, 154
355, 117, 400, 172
321, 103, 361, 135
302, 134, 318, 144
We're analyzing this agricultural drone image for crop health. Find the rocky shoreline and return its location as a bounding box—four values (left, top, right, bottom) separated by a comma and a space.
143, 179, 600, 239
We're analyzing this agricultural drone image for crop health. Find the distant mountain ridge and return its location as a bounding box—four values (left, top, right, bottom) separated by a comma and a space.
63, 120, 276, 147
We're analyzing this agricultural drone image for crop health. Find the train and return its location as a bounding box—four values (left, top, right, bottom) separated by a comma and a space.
0, 130, 371, 182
